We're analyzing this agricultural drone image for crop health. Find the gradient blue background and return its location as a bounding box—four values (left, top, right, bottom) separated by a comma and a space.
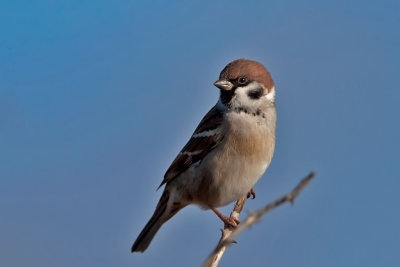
1, 1, 399, 266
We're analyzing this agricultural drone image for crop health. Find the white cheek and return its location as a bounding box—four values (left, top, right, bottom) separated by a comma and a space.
265, 86, 275, 102
229, 82, 275, 111
234, 83, 260, 106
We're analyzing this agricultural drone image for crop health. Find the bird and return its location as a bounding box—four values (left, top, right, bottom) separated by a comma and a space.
131, 58, 276, 253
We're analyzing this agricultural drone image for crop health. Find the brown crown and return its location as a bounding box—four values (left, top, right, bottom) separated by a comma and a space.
219, 59, 274, 89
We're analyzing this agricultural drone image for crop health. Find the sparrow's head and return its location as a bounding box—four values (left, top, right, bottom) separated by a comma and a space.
214, 59, 275, 111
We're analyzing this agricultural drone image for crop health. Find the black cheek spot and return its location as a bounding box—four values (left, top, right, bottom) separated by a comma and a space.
247, 88, 263, 99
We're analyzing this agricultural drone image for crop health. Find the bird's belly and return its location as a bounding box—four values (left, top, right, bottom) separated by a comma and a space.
191, 150, 271, 208
211, 159, 267, 206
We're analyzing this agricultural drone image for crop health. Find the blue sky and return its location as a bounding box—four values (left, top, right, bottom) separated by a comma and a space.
1, 1, 399, 266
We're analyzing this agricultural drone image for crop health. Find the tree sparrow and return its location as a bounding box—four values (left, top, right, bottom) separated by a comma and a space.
131, 58, 276, 252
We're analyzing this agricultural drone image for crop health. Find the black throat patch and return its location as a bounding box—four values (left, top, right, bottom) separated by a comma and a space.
220, 87, 236, 106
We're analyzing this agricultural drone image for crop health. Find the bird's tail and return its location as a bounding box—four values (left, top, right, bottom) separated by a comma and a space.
131, 189, 183, 252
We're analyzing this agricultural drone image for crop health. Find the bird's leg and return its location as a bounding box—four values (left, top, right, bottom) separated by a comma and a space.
211, 207, 240, 228
247, 188, 256, 199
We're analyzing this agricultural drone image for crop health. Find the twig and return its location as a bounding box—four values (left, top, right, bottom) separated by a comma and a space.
203, 171, 316, 267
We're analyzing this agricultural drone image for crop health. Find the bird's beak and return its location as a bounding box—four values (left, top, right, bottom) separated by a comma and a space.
214, 79, 233, 91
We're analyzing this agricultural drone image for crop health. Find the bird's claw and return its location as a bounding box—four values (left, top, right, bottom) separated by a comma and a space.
247, 188, 256, 199
212, 207, 240, 228
221, 216, 240, 228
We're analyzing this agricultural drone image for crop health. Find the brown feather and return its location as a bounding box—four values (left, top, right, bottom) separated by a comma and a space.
159, 106, 224, 187
131, 190, 170, 252
219, 58, 274, 91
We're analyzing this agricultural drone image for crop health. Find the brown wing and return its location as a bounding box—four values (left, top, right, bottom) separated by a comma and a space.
159, 106, 224, 188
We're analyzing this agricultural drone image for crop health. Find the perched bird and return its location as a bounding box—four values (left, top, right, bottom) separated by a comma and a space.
131, 58, 276, 252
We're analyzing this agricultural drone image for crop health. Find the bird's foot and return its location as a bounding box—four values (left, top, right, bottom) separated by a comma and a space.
211, 207, 240, 228
247, 188, 256, 199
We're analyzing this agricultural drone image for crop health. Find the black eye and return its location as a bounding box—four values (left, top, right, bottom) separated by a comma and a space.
237, 76, 248, 85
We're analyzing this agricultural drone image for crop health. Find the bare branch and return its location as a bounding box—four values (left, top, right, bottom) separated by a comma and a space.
203, 171, 316, 267
203, 196, 247, 267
